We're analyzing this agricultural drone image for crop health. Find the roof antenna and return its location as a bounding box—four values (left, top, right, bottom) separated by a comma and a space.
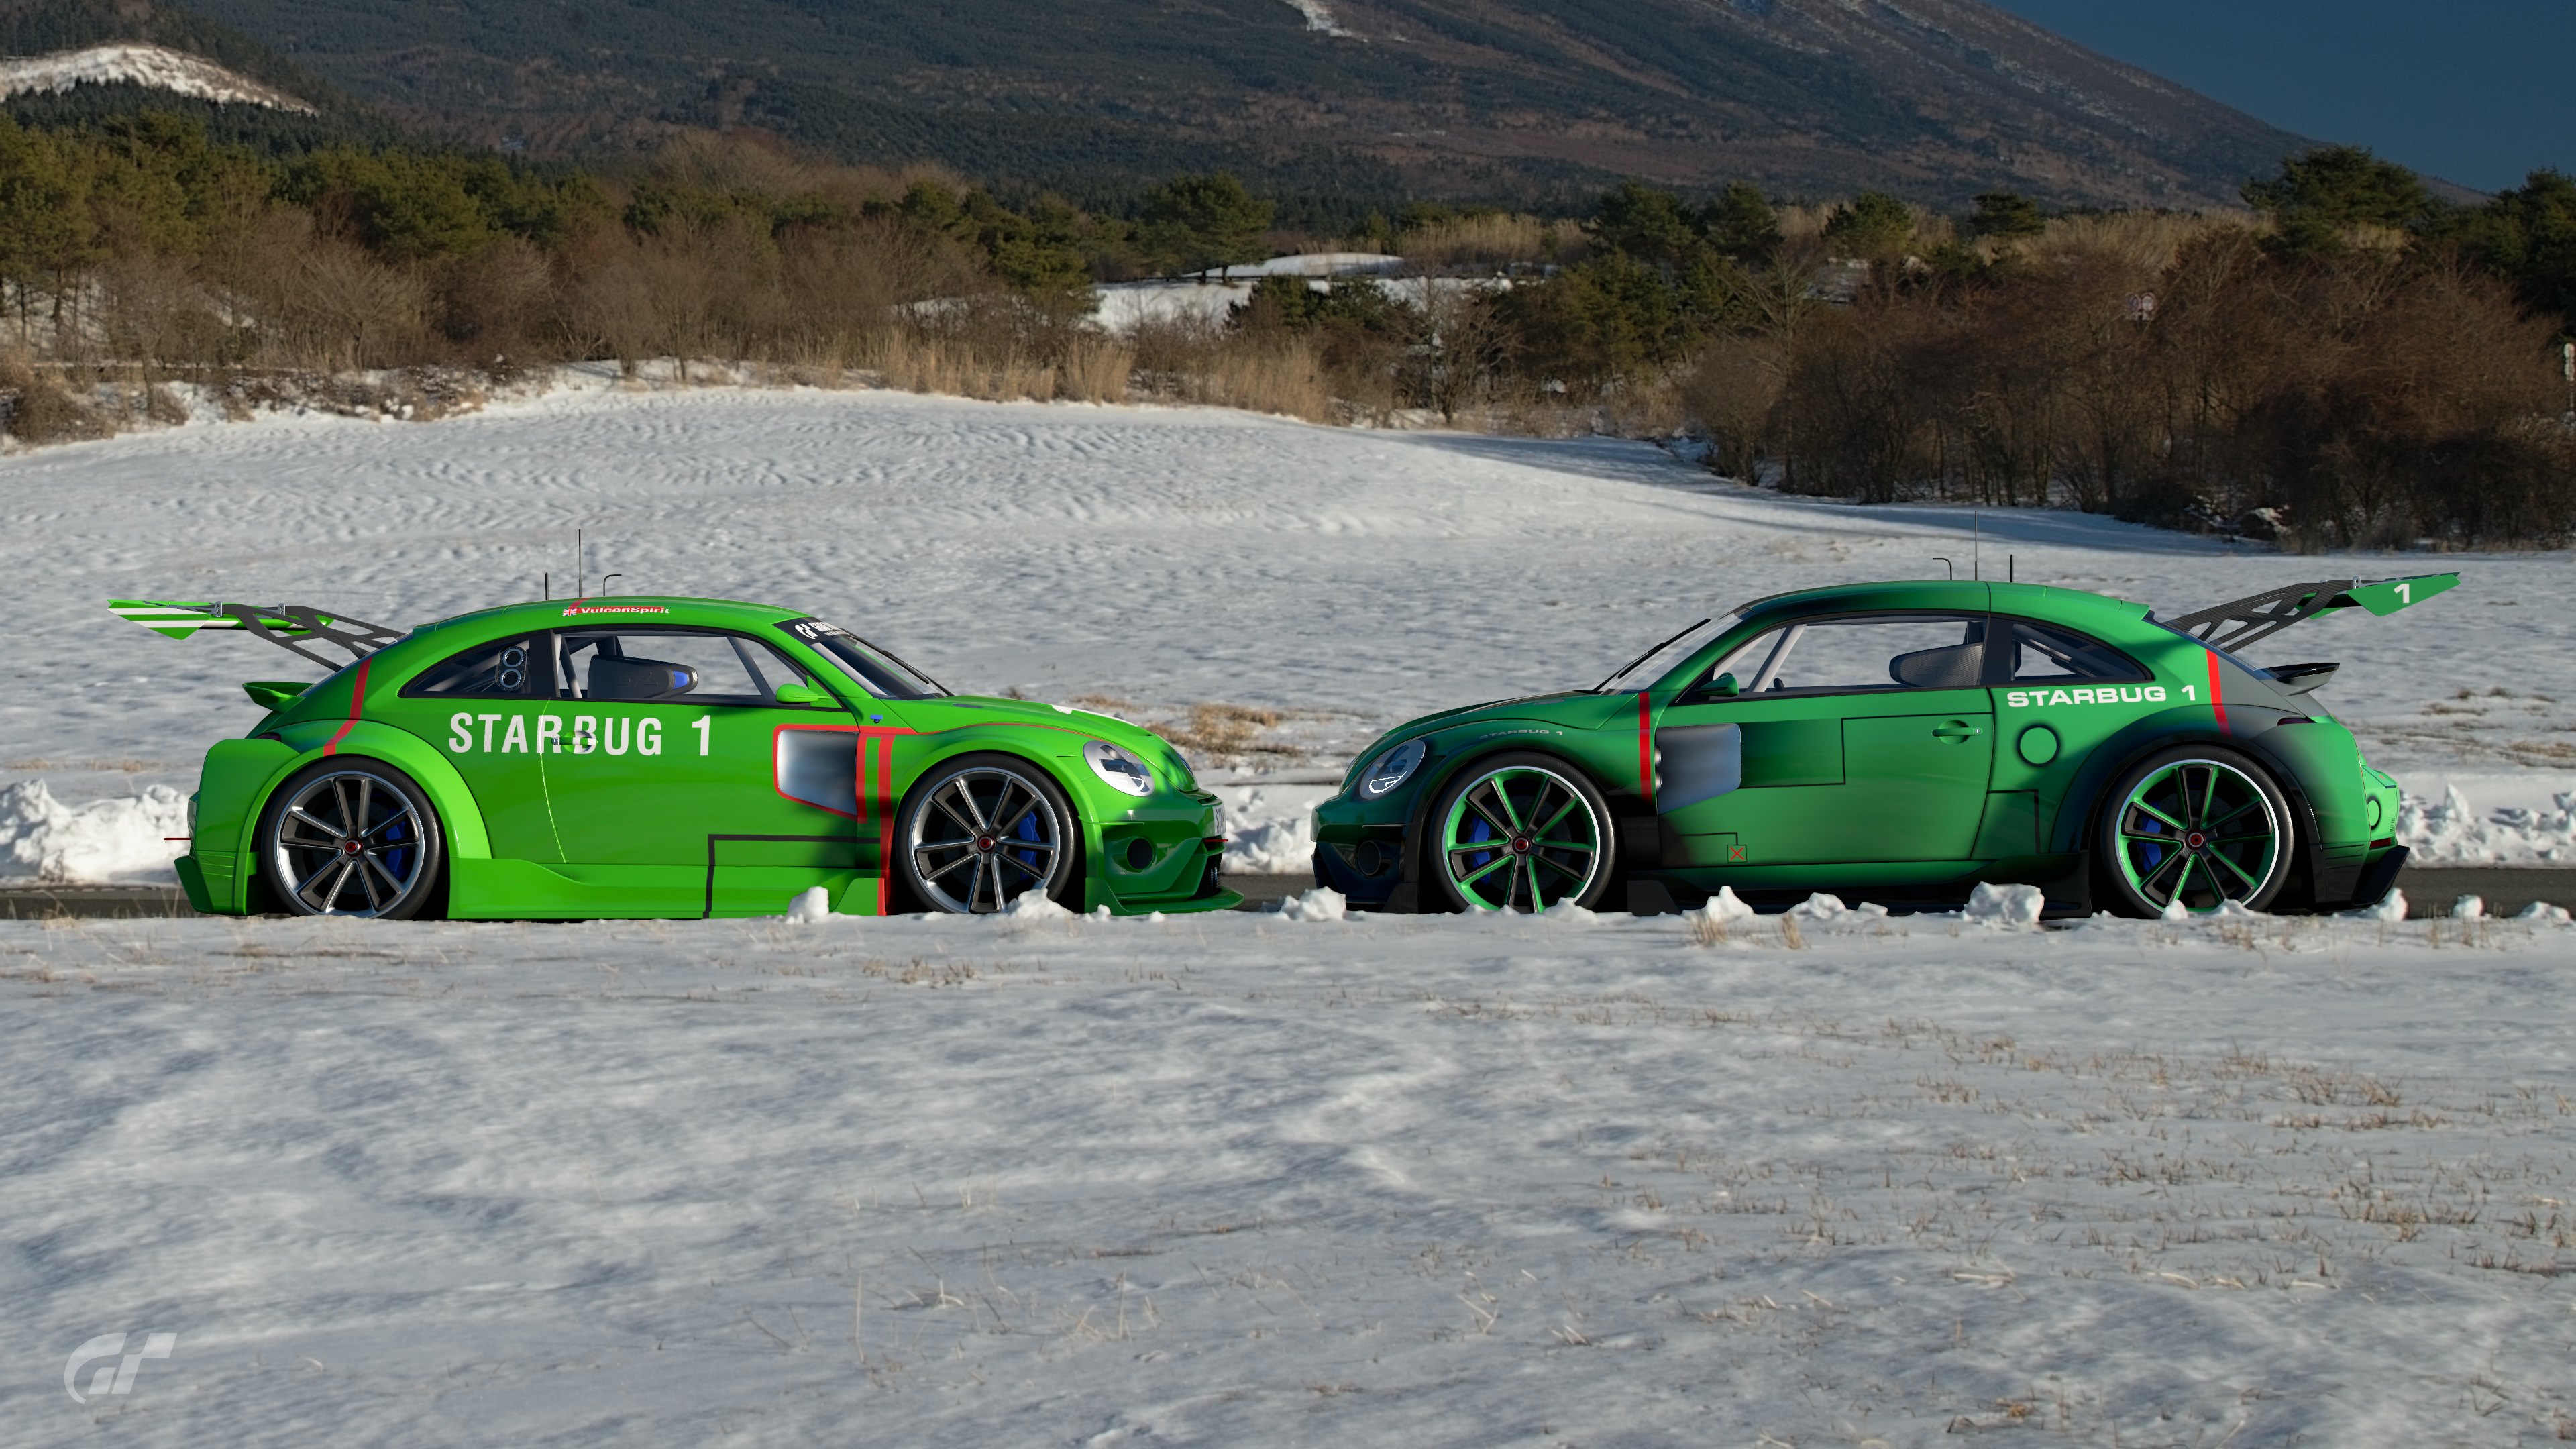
2008, 554, 2015, 584
1931, 556, 1955, 580
1972, 501, 1981, 582
601, 574, 622, 595
543, 571, 549, 600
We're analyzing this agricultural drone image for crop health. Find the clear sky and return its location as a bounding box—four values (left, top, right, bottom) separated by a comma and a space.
1980, 0, 2570, 195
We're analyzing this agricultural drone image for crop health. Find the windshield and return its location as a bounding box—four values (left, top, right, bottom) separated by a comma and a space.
776, 619, 948, 700
1595, 613, 1742, 691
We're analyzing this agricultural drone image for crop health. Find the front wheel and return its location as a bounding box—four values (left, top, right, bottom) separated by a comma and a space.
896, 754, 1079, 914
2098, 746, 2292, 916
257, 760, 446, 918
1426, 752, 1616, 912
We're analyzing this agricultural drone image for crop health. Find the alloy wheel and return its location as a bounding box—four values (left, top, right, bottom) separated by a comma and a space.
1437, 764, 1605, 912
2112, 757, 2284, 914
906, 765, 1068, 913
266, 769, 434, 917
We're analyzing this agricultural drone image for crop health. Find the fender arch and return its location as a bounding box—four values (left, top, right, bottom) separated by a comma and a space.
1395, 730, 1624, 894
2052, 708, 2326, 895
261, 719, 494, 859
882, 742, 1100, 912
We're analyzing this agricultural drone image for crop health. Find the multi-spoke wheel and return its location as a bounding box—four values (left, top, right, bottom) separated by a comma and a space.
2099, 747, 2292, 916
1427, 752, 1615, 913
257, 761, 445, 918
896, 755, 1077, 914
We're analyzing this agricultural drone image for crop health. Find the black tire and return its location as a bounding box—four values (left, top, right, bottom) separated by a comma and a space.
1423, 751, 1617, 913
895, 753, 1079, 914
256, 759, 447, 919
2096, 744, 2294, 917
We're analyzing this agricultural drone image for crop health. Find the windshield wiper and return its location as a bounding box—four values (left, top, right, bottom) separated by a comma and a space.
1592, 617, 1711, 693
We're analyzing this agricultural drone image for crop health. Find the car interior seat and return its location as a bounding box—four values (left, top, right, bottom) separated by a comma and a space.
588, 656, 698, 700
1888, 644, 1984, 689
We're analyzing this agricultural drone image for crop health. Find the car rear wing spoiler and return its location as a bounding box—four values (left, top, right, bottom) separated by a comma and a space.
2160, 573, 2458, 652
109, 600, 405, 671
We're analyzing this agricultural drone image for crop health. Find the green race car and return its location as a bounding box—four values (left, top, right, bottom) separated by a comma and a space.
1311, 574, 2455, 918
117, 596, 1238, 919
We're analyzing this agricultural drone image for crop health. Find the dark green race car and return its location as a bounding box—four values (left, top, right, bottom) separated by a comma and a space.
117, 596, 1236, 920
1312, 575, 2455, 918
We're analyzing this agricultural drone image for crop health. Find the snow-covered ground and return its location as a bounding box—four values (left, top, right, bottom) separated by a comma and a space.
1, 371, 2570, 880
5, 380, 2576, 1444
4, 899, 2575, 1443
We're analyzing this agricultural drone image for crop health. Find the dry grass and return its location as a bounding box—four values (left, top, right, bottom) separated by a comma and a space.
1397, 213, 1558, 272
1, 756, 165, 773
1128, 317, 1332, 421
1148, 703, 1285, 759
2012, 210, 2239, 273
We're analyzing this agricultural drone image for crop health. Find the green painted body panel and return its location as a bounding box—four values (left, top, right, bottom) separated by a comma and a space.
168, 595, 1235, 919
1314, 576, 2438, 912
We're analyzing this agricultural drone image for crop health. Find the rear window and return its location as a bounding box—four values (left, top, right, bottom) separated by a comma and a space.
402, 635, 542, 699
2004, 621, 2147, 683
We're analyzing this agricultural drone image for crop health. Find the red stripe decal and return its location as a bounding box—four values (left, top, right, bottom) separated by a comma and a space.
1636, 691, 1655, 806
875, 735, 895, 916
2206, 652, 2229, 735
321, 659, 369, 756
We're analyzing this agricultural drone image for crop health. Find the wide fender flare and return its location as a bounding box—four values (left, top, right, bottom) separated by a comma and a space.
256, 718, 496, 860
2051, 706, 2320, 865
1396, 722, 1608, 877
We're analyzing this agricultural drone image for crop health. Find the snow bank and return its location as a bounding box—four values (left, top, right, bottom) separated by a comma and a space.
0, 780, 186, 883
1269, 885, 1346, 920
2399, 784, 2576, 863
1962, 880, 2045, 926
1216, 784, 1328, 875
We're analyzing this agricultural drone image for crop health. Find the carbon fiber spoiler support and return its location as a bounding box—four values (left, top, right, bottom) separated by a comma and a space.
222, 605, 406, 671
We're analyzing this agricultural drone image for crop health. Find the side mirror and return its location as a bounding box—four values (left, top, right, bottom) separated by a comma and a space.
1708, 672, 1740, 698
773, 682, 831, 707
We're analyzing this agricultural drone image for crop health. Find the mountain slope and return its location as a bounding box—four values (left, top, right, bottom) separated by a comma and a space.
0, 41, 314, 109
158, 0, 2311, 207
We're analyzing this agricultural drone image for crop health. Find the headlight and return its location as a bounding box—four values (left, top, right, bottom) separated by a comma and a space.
1084, 739, 1156, 797
1360, 739, 1427, 798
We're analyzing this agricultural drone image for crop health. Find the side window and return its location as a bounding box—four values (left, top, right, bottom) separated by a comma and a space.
1701, 614, 1989, 696
402, 635, 541, 699
553, 630, 818, 706
2006, 621, 2147, 683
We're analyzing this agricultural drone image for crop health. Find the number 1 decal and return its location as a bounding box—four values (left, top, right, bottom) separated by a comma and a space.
2396, 582, 2412, 605
2182, 684, 2196, 700
692, 716, 712, 756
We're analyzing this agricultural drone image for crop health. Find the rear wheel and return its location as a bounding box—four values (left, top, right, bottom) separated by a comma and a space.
896, 755, 1077, 914
1426, 753, 1615, 912
257, 760, 445, 919
2098, 747, 2292, 916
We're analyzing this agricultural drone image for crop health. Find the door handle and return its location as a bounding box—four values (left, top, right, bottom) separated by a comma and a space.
1931, 720, 1985, 743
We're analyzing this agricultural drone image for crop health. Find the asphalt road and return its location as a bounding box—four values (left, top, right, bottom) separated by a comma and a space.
5, 865, 2564, 920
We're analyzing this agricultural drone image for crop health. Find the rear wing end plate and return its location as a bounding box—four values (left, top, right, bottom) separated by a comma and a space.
2162, 573, 2458, 652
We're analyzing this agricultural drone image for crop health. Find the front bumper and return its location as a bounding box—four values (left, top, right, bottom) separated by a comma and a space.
1098, 789, 1242, 913
1311, 791, 1410, 906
